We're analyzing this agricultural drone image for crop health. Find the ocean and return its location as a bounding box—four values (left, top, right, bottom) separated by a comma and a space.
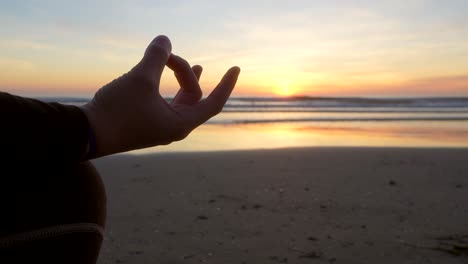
44, 96, 468, 153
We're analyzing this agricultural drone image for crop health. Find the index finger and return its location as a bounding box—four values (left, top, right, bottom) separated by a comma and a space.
192, 66, 240, 125
166, 54, 202, 99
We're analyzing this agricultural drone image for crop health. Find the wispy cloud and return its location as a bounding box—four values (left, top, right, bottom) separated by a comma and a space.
306, 74, 468, 97
0, 39, 56, 50
93, 35, 144, 50
2, 1, 468, 96
403, 75, 468, 93
0, 57, 36, 71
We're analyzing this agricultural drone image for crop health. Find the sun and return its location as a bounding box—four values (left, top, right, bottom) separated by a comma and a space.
273, 80, 299, 97
274, 86, 296, 97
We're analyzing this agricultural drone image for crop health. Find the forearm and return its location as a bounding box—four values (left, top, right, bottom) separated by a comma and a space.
0, 92, 90, 163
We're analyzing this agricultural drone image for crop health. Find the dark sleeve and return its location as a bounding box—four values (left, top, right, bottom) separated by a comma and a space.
0, 92, 90, 163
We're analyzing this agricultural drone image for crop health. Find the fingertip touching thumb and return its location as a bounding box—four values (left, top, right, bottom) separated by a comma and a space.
139, 35, 172, 80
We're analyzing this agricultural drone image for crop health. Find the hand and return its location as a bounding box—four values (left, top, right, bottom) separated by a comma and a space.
80, 35, 240, 158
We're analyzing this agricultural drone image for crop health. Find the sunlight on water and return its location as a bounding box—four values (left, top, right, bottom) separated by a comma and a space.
127, 96, 468, 153
129, 121, 468, 154
47, 96, 468, 154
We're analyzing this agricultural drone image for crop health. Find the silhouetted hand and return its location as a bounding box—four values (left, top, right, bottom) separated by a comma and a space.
80, 35, 240, 158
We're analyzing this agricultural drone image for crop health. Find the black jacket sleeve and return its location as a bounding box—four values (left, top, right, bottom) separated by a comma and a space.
0, 92, 90, 163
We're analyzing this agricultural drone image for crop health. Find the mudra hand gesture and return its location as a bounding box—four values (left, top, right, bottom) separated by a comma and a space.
81, 35, 240, 158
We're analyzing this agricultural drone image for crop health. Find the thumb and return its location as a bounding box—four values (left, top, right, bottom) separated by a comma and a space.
134, 35, 172, 86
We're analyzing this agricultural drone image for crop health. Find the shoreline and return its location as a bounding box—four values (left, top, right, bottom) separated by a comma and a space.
126, 145, 468, 155
95, 147, 468, 263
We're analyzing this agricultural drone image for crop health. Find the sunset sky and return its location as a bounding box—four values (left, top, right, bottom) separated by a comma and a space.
1, 0, 467, 97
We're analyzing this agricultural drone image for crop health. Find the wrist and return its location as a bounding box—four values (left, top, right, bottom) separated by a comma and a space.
80, 103, 102, 158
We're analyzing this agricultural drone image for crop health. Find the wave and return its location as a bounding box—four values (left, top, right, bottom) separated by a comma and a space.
37, 96, 468, 125
208, 116, 468, 125
37, 97, 90, 105
37, 96, 468, 118
224, 97, 468, 109
221, 108, 468, 113
39, 96, 468, 108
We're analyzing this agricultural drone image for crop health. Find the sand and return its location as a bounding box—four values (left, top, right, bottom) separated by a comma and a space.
94, 148, 468, 264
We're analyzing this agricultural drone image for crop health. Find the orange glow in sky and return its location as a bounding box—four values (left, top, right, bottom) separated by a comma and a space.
1, 1, 468, 97
273, 83, 299, 97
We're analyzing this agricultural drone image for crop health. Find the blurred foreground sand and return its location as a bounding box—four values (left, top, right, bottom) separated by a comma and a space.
95, 148, 468, 264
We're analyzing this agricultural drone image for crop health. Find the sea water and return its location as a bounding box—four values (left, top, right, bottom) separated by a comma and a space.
47, 96, 468, 153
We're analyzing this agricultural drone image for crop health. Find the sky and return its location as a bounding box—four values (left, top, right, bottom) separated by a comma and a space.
1, 0, 467, 97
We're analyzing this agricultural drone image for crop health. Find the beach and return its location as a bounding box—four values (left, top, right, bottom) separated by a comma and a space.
95, 147, 468, 264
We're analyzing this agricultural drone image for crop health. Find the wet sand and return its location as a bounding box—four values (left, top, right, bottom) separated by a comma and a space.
94, 147, 468, 264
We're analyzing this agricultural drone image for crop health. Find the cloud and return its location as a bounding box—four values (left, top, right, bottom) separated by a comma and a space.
0, 57, 35, 71
403, 75, 468, 93
0, 39, 56, 50
306, 74, 468, 97
94, 35, 144, 50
